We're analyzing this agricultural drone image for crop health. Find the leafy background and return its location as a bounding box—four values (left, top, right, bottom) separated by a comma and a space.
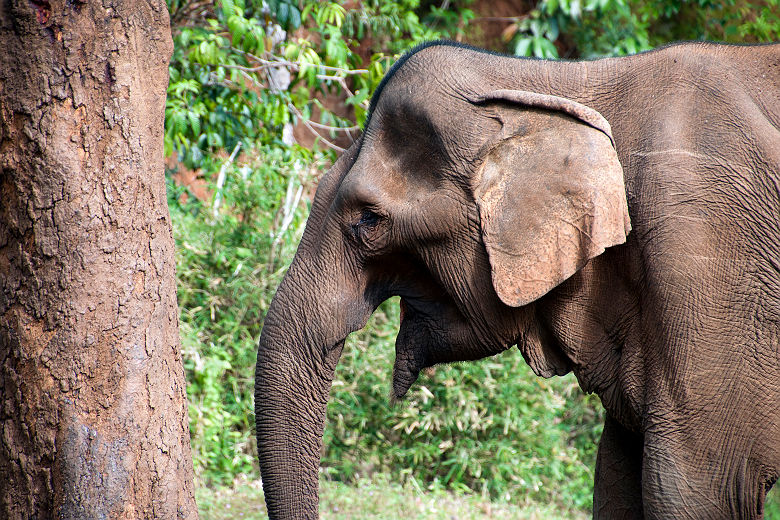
164, 0, 779, 516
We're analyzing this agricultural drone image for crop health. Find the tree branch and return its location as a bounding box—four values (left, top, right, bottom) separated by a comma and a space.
287, 103, 346, 152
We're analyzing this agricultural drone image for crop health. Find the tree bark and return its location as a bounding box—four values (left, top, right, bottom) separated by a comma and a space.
0, 1, 198, 518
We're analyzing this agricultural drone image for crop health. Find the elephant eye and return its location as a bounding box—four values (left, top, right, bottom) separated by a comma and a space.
358, 209, 380, 227
350, 209, 383, 244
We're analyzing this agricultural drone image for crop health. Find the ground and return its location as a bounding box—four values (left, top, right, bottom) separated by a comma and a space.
197, 476, 780, 519
196, 474, 589, 520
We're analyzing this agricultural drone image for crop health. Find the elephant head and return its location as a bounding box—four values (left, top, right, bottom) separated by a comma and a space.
255, 42, 631, 519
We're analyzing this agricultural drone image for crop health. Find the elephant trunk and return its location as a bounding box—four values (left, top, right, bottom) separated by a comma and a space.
254, 258, 360, 519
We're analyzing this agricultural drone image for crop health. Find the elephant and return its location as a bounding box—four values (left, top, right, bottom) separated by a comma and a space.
254, 41, 780, 519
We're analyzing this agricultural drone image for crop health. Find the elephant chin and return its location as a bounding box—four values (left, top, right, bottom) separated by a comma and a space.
391, 355, 421, 401
392, 298, 430, 401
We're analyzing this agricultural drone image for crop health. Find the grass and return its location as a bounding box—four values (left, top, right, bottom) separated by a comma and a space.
197, 478, 780, 520
196, 474, 589, 520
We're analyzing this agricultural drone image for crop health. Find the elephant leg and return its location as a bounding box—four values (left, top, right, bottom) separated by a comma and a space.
641, 434, 763, 520
594, 414, 644, 520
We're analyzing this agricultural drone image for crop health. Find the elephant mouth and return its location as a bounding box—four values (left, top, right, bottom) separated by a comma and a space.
392, 299, 420, 400
391, 297, 443, 400
391, 293, 514, 400
391, 362, 419, 401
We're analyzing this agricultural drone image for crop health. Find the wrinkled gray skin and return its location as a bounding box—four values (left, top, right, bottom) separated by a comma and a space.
255, 41, 780, 519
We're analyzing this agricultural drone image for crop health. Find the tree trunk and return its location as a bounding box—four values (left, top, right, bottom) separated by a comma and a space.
0, 1, 198, 518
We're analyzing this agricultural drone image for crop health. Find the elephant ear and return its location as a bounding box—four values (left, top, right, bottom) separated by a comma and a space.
472, 90, 631, 307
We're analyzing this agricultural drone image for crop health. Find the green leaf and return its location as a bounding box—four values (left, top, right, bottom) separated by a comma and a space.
530, 18, 542, 37
345, 89, 369, 107
514, 37, 532, 56
300, 2, 314, 23
227, 15, 246, 43
277, 1, 289, 28
283, 41, 299, 61
234, 247, 253, 259
174, 112, 187, 137
288, 5, 301, 29
546, 17, 560, 40
220, 0, 236, 19
188, 112, 202, 136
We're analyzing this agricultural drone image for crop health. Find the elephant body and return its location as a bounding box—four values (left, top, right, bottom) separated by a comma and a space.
255, 41, 780, 519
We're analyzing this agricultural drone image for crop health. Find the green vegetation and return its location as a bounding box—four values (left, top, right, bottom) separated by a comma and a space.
196, 473, 588, 519
509, 0, 779, 59
196, 475, 780, 520
170, 146, 317, 481
165, 0, 779, 515
769, 492, 780, 520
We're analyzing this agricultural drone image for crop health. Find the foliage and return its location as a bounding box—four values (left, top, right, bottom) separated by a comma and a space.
507, 0, 779, 59
165, 0, 474, 169
170, 146, 321, 482
165, 0, 780, 511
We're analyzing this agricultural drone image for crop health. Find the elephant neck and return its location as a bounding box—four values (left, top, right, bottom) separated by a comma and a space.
531, 254, 643, 430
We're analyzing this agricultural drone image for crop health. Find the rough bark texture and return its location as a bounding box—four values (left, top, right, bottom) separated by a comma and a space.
0, 1, 198, 518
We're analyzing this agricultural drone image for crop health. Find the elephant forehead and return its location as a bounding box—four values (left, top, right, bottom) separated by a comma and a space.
368, 72, 483, 152
332, 155, 408, 211
352, 137, 453, 200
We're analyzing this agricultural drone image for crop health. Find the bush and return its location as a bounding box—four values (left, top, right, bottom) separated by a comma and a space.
170, 146, 324, 484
